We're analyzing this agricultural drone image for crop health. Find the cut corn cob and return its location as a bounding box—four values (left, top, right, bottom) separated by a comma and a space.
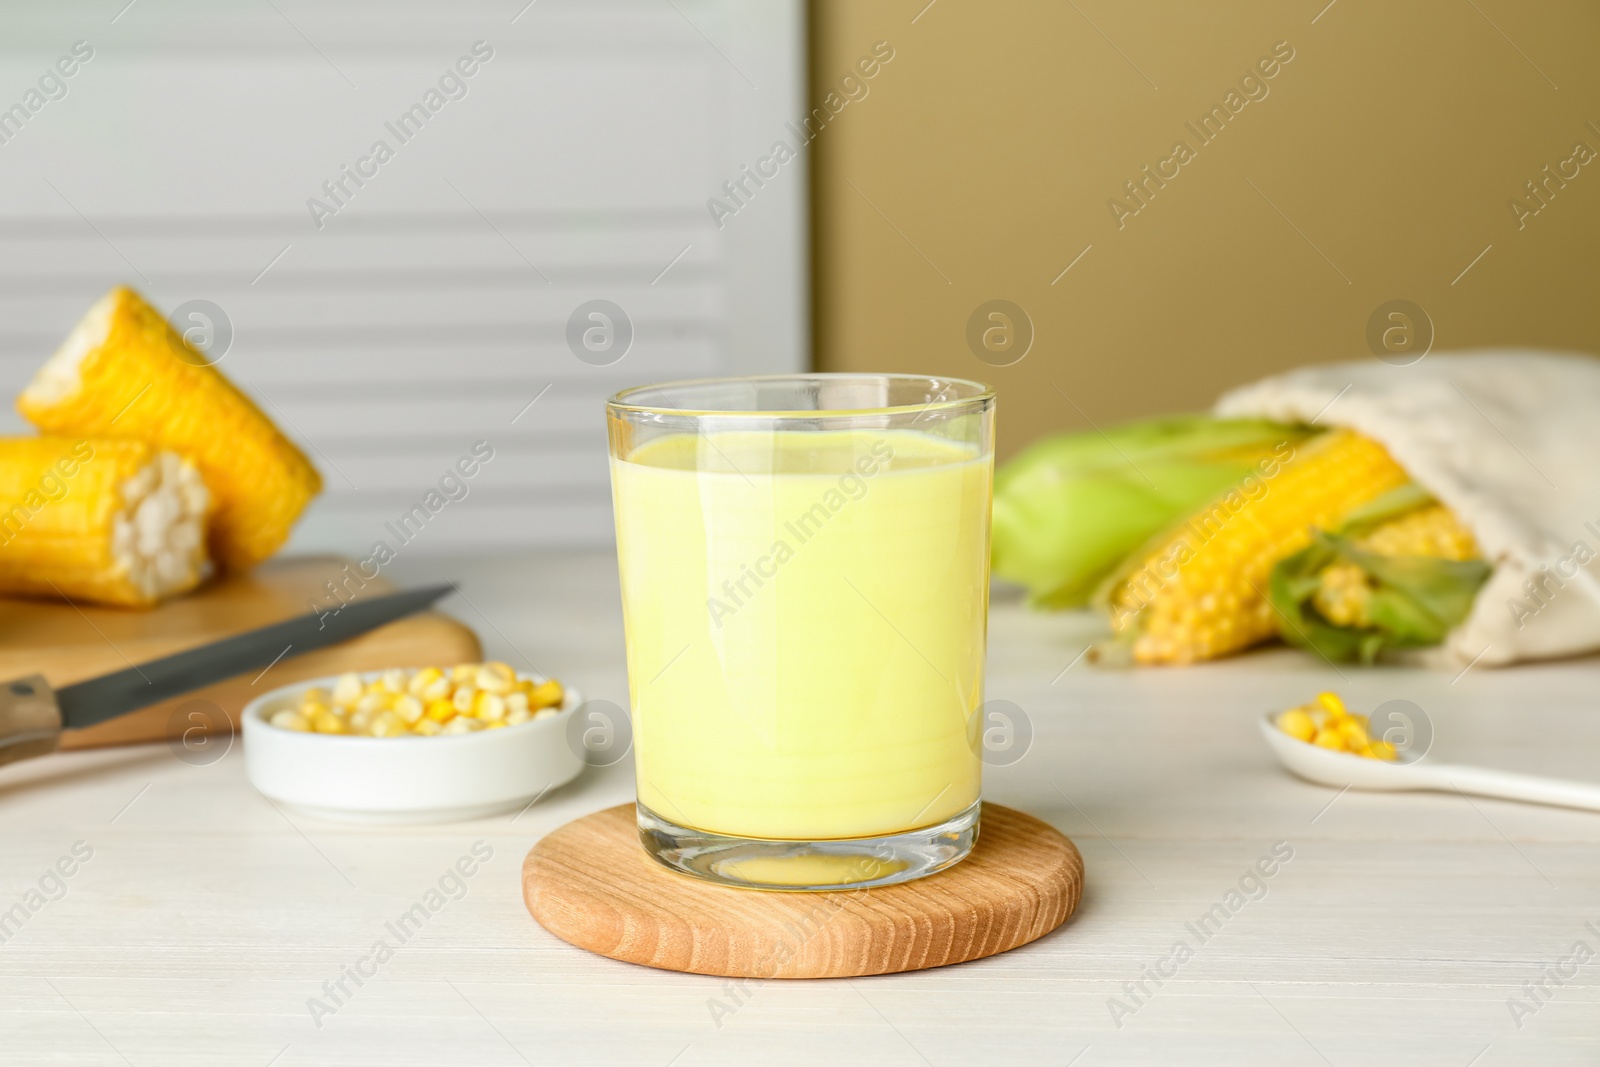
1104, 429, 1411, 664
17, 287, 322, 569
0, 436, 209, 606
1311, 505, 1480, 627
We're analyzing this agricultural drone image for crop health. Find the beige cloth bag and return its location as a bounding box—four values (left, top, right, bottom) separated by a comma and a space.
1215, 351, 1600, 667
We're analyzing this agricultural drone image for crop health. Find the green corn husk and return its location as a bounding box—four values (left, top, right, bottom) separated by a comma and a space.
1268, 486, 1493, 664
992, 415, 1314, 608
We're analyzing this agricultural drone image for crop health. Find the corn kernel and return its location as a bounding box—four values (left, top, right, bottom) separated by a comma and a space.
443, 716, 484, 734
426, 699, 456, 723
1311, 727, 1345, 751
392, 694, 425, 725
355, 691, 390, 717
332, 674, 364, 707
380, 668, 407, 694
270, 709, 311, 731
300, 700, 331, 720
505, 691, 530, 715
529, 680, 563, 710
349, 709, 373, 733
1368, 740, 1398, 761
533, 707, 559, 721
452, 686, 478, 714
312, 709, 349, 734
475, 662, 516, 694
485, 720, 508, 729
421, 675, 451, 702
301, 687, 332, 706
1337, 719, 1370, 747
1275, 708, 1316, 742
1316, 691, 1347, 718
408, 667, 443, 698
475, 692, 508, 722
368, 711, 406, 738
412, 718, 443, 736
450, 664, 477, 684
506, 706, 532, 726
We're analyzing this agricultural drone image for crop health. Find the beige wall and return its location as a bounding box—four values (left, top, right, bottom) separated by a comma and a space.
810, 0, 1600, 459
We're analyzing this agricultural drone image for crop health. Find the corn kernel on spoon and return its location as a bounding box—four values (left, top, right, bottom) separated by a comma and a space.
1258, 714, 1600, 813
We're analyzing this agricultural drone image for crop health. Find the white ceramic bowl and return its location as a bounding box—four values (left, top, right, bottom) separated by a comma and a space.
243, 671, 585, 824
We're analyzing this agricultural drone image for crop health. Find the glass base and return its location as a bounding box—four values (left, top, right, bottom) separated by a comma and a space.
636, 800, 981, 891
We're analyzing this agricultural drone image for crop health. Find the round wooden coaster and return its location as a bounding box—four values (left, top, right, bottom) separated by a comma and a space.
522, 803, 1083, 979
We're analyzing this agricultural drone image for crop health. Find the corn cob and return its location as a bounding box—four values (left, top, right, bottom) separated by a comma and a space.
1311, 504, 1480, 627
0, 436, 209, 606
1105, 429, 1411, 664
17, 287, 321, 569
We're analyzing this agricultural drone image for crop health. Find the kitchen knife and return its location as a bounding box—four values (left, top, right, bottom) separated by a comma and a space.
0, 583, 455, 768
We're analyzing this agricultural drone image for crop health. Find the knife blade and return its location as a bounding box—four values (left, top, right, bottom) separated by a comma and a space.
0, 582, 459, 769
52, 583, 456, 729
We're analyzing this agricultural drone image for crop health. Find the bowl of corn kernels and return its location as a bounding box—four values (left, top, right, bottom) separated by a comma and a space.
242, 663, 586, 824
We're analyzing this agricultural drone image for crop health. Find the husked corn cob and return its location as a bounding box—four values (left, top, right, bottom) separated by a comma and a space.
1311, 504, 1480, 627
17, 287, 321, 569
0, 436, 209, 606
1106, 430, 1411, 664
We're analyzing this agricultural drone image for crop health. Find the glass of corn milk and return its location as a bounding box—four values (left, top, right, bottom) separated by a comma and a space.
607, 375, 994, 890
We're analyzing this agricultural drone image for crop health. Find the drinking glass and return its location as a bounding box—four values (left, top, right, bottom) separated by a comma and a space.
606, 374, 994, 890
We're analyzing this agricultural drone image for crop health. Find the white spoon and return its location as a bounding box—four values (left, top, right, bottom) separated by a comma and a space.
1257, 714, 1600, 813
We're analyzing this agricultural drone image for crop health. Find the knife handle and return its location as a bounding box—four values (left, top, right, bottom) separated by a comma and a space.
0, 675, 63, 768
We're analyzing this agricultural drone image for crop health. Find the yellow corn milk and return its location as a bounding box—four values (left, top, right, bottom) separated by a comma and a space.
611, 428, 991, 840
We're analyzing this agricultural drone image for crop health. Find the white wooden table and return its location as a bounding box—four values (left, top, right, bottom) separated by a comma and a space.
3, 550, 1598, 1066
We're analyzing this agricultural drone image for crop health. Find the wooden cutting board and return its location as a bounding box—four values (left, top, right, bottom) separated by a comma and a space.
523, 804, 1083, 978
0, 556, 481, 750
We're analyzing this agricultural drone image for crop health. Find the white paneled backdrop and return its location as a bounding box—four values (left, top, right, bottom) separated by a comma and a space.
0, 0, 807, 552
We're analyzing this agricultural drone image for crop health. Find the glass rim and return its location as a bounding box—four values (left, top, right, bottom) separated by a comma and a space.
606, 372, 994, 418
